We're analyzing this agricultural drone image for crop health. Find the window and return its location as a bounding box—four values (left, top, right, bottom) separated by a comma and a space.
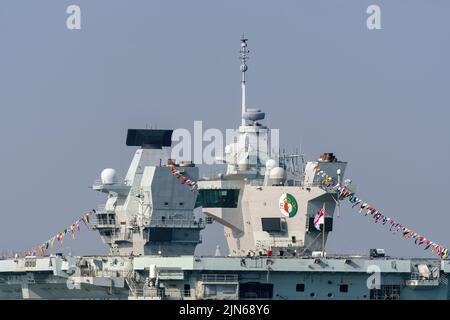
205, 217, 214, 224
261, 218, 282, 232
148, 228, 172, 241
107, 214, 116, 225
197, 189, 240, 208
239, 283, 273, 299
340, 284, 349, 293
296, 284, 305, 292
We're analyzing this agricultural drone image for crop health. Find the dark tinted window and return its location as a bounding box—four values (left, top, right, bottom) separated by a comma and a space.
197, 189, 240, 208
239, 283, 273, 299
148, 228, 172, 241
261, 218, 282, 232
340, 284, 349, 293
296, 284, 305, 292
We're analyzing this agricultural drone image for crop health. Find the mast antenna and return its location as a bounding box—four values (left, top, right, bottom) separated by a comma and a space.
240, 35, 249, 126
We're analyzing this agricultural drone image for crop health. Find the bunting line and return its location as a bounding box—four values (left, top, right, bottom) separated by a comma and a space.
167, 160, 199, 190
313, 165, 449, 260
24, 209, 95, 257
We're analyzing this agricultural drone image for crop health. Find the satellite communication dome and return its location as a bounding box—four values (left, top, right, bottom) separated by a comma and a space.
267, 167, 286, 185
265, 159, 277, 170
269, 167, 286, 180
101, 168, 117, 185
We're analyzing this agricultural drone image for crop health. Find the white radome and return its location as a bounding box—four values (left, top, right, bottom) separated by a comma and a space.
269, 167, 286, 180
265, 159, 277, 170
101, 168, 117, 185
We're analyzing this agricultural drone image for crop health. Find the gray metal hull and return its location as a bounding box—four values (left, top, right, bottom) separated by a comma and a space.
1, 255, 449, 300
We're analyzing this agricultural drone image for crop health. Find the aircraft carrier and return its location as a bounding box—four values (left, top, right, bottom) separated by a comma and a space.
0, 38, 449, 300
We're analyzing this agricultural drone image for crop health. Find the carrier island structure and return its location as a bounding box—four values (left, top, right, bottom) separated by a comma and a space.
0, 38, 449, 300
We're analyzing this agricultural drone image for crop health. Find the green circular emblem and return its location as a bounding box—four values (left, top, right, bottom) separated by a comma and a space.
279, 193, 298, 218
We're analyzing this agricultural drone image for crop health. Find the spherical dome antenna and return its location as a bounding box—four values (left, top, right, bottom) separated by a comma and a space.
101, 168, 117, 185
269, 167, 286, 180
265, 159, 277, 170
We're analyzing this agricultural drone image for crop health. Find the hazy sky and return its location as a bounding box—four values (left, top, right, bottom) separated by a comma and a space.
0, 0, 449, 258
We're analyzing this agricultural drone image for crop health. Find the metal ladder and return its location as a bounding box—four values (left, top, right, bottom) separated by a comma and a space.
125, 270, 140, 298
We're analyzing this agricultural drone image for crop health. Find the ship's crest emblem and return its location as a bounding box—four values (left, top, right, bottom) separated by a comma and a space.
279, 193, 298, 218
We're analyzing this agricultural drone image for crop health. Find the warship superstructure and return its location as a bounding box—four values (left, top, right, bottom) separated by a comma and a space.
0, 38, 449, 300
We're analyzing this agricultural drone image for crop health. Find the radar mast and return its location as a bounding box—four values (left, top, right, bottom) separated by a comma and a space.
240, 35, 249, 126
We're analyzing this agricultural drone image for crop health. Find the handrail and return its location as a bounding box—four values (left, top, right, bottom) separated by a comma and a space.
201, 274, 238, 283
93, 180, 130, 187
248, 179, 322, 188
150, 219, 205, 228
91, 218, 116, 226
95, 204, 116, 214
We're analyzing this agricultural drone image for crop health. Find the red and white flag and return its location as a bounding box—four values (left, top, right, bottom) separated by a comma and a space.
314, 208, 325, 231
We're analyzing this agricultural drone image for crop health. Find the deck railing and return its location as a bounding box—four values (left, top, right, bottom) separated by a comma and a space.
201, 274, 238, 283
149, 219, 205, 229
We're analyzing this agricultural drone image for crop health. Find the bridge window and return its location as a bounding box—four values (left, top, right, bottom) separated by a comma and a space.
148, 228, 172, 241
196, 189, 239, 208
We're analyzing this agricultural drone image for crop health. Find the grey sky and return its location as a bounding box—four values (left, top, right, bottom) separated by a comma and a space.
0, 0, 449, 258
